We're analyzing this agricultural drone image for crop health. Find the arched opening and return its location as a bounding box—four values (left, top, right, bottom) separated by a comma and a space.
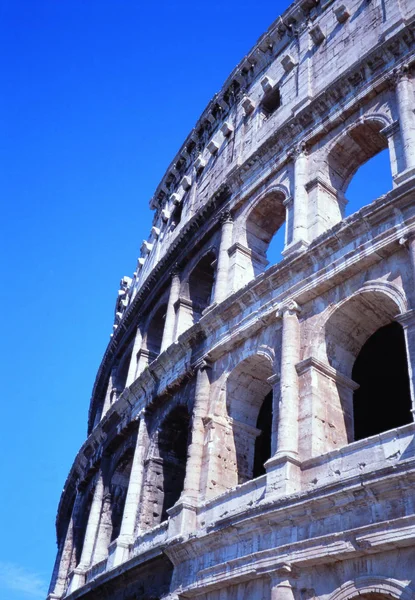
114, 345, 133, 393
327, 120, 391, 217
140, 406, 191, 528
253, 390, 272, 478
159, 406, 190, 521
226, 354, 273, 484
109, 451, 133, 541
324, 289, 411, 445
245, 191, 286, 275
345, 149, 393, 216
73, 486, 94, 565
188, 251, 215, 320
352, 322, 412, 440
145, 304, 167, 360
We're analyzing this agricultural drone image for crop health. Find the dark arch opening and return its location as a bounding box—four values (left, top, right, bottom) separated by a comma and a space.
73, 487, 94, 564
109, 451, 133, 542
188, 252, 215, 320
159, 406, 190, 521
146, 304, 167, 360
253, 390, 272, 478
352, 322, 412, 441
226, 355, 273, 484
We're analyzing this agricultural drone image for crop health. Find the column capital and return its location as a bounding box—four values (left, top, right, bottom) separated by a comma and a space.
219, 209, 233, 224
392, 63, 411, 84
276, 299, 301, 318
170, 263, 181, 278
192, 357, 212, 373
289, 141, 308, 160
395, 309, 415, 328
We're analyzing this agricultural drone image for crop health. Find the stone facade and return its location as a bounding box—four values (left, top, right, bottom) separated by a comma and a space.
48, 1, 415, 599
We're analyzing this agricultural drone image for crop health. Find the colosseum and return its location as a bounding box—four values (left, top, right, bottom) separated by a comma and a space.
47, 0, 415, 599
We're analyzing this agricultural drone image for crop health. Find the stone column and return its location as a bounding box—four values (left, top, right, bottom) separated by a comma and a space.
285, 146, 309, 255
275, 300, 301, 458
126, 326, 143, 387
160, 269, 181, 352
112, 413, 149, 567
395, 67, 415, 183
265, 300, 302, 495
173, 297, 194, 340
167, 360, 211, 537
182, 360, 211, 500
67, 474, 104, 593
47, 491, 83, 600
213, 211, 233, 304
395, 310, 415, 419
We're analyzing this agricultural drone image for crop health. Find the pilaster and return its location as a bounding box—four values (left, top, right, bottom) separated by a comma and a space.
213, 210, 233, 304
161, 268, 181, 352
112, 412, 149, 567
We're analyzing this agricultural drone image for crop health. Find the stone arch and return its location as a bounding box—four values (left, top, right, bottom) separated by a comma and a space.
187, 249, 216, 321
140, 403, 191, 529
243, 186, 288, 275
107, 450, 134, 542
143, 302, 168, 360
324, 283, 407, 377
326, 116, 391, 194
322, 282, 410, 443
329, 576, 414, 600
225, 352, 274, 484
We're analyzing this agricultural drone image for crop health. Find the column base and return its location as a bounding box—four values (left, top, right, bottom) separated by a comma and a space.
110, 535, 132, 568
394, 166, 415, 186
167, 498, 197, 537
282, 239, 309, 258
66, 566, 87, 595
265, 452, 302, 498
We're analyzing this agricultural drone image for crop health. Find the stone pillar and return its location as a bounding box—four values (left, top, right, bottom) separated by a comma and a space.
394, 67, 415, 183
112, 413, 149, 567
275, 300, 301, 458
161, 269, 181, 352
213, 211, 233, 304
67, 475, 104, 593
168, 360, 211, 537
47, 491, 83, 600
284, 146, 309, 255
173, 297, 194, 340
182, 360, 211, 500
295, 357, 358, 460
265, 300, 302, 496
395, 310, 415, 419
126, 326, 143, 387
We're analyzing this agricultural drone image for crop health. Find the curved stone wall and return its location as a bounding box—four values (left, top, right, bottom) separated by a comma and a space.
48, 1, 415, 599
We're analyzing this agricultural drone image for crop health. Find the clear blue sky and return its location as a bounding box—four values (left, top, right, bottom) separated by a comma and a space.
0, 1, 391, 599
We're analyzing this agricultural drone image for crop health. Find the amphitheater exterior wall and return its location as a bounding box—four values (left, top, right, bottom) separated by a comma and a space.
48, 1, 415, 599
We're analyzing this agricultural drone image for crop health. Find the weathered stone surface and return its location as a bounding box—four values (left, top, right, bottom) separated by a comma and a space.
48, 1, 415, 599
